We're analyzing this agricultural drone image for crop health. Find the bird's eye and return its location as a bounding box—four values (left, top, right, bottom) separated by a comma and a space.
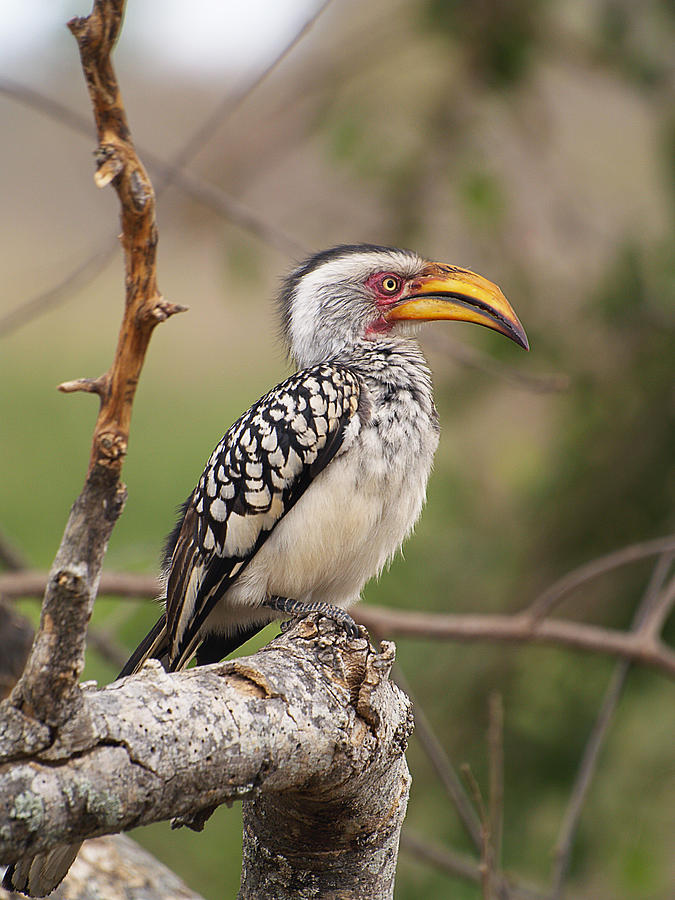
381, 275, 401, 294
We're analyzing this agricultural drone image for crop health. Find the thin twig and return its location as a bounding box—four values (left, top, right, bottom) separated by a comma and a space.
550, 553, 674, 899
639, 572, 675, 642
488, 693, 504, 879
461, 764, 494, 900
0, 569, 160, 600
525, 534, 675, 621
392, 662, 483, 852
7, 0, 174, 728
400, 830, 548, 900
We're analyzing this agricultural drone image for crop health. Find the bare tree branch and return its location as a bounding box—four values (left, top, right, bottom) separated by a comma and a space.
549, 552, 674, 899
0, 0, 336, 339
0, 570, 160, 601
391, 662, 483, 852
4, 570, 674, 677
4, 0, 180, 730
525, 535, 675, 621
357, 607, 675, 678
0, 835, 206, 900
488, 692, 504, 885
0, 565, 201, 899
400, 831, 548, 900
639, 571, 675, 642
460, 763, 495, 900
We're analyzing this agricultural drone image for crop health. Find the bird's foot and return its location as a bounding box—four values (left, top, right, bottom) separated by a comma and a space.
264, 595, 360, 639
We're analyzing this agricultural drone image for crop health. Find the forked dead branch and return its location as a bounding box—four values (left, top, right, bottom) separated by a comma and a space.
5, 0, 183, 733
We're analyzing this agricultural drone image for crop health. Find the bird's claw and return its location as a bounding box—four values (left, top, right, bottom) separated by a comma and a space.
265, 595, 359, 640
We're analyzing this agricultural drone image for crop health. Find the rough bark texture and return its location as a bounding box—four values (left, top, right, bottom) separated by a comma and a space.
0, 618, 412, 897
239, 625, 411, 900
8, 468, 127, 728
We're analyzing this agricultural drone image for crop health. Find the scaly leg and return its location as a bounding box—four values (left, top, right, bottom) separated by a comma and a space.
262, 595, 359, 638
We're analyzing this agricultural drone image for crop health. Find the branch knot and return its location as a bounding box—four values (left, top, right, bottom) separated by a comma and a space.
93, 143, 124, 188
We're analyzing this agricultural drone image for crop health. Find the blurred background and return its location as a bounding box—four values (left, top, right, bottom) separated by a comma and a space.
1, 1, 674, 898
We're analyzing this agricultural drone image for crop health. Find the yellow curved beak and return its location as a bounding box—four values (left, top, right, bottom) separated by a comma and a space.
384, 264, 529, 350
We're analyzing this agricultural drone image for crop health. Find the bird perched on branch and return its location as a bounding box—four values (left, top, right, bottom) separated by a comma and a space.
4, 243, 527, 897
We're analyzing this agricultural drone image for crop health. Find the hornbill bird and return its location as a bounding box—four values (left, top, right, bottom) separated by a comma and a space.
4, 244, 527, 897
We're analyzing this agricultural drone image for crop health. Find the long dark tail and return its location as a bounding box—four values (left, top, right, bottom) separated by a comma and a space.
118, 613, 169, 677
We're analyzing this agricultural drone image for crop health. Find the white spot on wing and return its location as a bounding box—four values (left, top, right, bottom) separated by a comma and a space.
261, 431, 278, 452
220, 482, 235, 500
224, 511, 263, 556
210, 498, 227, 521
267, 447, 285, 467
310, 394, 327, 416
246, 486, 271, 509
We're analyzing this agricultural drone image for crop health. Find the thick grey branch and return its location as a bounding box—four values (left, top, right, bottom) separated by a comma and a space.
0, 619, 412, 900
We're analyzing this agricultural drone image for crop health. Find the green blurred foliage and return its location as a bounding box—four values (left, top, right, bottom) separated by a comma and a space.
421, 0, 540, 88
530, 241, 675, 571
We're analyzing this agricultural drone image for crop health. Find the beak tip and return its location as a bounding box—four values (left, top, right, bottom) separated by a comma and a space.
508, 319, 529, 352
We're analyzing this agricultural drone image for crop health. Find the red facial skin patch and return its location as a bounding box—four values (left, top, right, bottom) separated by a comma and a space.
364, 272, 405, 339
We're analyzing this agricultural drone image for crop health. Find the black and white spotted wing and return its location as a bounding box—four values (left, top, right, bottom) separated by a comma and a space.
164, 363, 361, 670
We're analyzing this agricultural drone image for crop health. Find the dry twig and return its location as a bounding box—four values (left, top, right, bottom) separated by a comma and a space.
549, 552, 674, 898
0, 620, 412, 900
0, 569, 159, 600
488, 693, 504, 882
460, 763, 495, 900
5, 0, 181, 729
526, 534, 675, 621
357, 607, 675, 678
400, 830, 547, 900
392, 662, 483, 852
3, 567, 674, 678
